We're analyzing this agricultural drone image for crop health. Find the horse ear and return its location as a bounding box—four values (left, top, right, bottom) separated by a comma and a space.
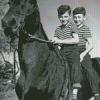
8, 0, 14, 6
8, 0, 15, 4
29, 0, 37, 5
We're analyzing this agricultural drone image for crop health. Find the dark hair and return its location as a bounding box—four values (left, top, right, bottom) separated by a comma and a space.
73, 7, 86, 16
57, 5, 71, 16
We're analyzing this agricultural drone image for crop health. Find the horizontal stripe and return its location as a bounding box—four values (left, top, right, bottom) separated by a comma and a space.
54, 22, 77, 40
78, 25, 92, 46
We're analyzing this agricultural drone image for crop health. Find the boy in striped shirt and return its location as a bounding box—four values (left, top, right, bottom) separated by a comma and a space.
51, 5, 82, 100
73, 7, 100, 100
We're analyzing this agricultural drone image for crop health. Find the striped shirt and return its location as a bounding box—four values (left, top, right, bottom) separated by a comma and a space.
54, 22, 78, 40
78, 25, 92, 47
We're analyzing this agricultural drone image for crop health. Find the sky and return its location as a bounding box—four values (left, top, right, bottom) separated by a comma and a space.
37, 0, 100, 58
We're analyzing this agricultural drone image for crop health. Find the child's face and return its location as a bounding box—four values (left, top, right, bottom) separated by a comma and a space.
73, 14, 86, 26
58, 11, 70, 25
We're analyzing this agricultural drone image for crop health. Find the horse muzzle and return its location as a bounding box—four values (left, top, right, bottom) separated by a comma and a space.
3, 27, 15, 37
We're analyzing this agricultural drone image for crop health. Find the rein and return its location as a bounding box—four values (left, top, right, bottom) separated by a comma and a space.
14, 21, 53, 43
28, 34, 53, 43
12, 5, 53, 44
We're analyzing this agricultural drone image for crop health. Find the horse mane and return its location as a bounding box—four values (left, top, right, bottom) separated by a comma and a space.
9, 0, 20, 6
19, 2, 54, 50
9, 0, 37, 6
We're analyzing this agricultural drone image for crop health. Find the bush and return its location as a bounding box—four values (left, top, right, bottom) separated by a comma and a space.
0, 30, 10, 52
0, 61, 14, 92
0, 0, 16, 92
0, 30, 18, 52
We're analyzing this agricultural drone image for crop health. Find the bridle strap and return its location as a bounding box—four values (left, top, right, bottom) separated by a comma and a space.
28, 34, 53, 43
13, 23, 53, 43
13, 24, 53, 43
11, 4, 53, 44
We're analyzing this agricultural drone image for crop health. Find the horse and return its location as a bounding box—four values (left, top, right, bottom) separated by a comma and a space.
1, 0, 68, 100
1, 0, 100, 100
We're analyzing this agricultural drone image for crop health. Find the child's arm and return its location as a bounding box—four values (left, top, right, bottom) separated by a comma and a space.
83, 37, 93, 54
80, 26, 93, 62
80, 37, 93, 62
54, 33, 79, 44
55, 23, 79, 44
80, 37, 93, 61
51, 37, 58, 42
50, 27, 60, 43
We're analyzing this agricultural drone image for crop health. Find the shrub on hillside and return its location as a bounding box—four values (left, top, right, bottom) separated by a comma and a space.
0, 60, 14, 92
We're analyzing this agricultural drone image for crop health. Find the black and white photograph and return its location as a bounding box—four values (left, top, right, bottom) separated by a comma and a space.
0, 0, 100, 100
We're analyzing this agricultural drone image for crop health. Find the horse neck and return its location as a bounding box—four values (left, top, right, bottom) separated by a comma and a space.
33, 23, 53, 51
19, 5, 54, 53
23, 7, 50, 46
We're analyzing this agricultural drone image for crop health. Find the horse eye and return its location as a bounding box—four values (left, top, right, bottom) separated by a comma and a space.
8, 1, 10, 4
8, 1, 11, 5
27, 9, 31, 14
16, 11, 20, 14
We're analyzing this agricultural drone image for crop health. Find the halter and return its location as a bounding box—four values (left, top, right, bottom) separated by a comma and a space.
10, 4, 53, 43
13, 21, 53, 43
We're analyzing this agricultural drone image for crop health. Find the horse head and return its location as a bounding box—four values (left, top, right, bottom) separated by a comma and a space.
2, 0, 38, 38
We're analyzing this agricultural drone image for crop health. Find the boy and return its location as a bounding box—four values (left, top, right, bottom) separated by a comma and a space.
51, 5, 82, 100
73, 7, 100, 100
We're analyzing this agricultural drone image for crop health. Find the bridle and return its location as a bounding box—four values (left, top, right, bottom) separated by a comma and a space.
10, 4, 53, 43
13, 21, 53, 43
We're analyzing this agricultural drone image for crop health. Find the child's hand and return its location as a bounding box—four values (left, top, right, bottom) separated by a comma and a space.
50, 37, 58, 44
51, 37, 57, 41
80, 52, 86, 62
